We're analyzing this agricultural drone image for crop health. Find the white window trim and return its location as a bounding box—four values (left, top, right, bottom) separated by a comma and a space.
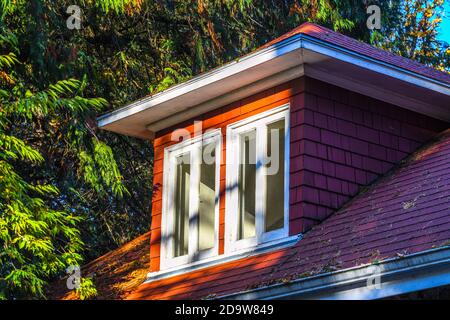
225, 104, 290, 254
160, 129, 222, 270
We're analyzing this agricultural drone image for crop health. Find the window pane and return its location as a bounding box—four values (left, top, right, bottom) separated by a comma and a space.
198, 145, 216, 251
173, 153, 190, 257
265, 120, 285, 232
238, 130, 256, 239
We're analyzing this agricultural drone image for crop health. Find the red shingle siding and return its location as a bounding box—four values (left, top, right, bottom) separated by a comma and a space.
291, 77, 448, 231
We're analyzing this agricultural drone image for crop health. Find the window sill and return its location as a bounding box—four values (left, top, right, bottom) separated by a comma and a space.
144, 234, 302, 284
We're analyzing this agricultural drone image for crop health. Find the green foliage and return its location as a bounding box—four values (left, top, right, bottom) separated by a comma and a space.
0, 0, 24, 18
75, 277, 97, 300
0, 83, 85, 298
0, 24, 126, 298
78, 139, 128, 197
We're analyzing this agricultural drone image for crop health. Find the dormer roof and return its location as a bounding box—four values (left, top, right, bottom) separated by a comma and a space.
97, 22, 450, 139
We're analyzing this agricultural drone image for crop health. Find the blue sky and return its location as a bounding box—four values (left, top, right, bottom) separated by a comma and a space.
438, 1, 450, 43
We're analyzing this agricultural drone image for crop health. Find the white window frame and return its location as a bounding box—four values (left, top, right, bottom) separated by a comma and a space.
225, 104, 290, 254
161, 129, 221, 270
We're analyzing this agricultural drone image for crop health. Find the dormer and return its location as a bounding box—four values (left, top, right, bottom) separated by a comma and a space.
97, 23, 450, 280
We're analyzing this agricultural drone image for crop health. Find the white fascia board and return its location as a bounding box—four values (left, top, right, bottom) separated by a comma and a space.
217, 246, 450, 300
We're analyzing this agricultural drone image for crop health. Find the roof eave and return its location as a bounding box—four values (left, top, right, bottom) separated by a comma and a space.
97, 34, 305, 139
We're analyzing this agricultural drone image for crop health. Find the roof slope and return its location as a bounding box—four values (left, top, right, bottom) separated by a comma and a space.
128, 129, 450, 300
260, 22, 450, 85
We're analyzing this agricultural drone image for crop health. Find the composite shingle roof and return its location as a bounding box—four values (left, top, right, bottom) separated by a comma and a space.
49, 232, 150, 300
97, 22, 450, 139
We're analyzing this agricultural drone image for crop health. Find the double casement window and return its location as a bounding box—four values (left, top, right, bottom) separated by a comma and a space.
161, 130, 221, 270
161, 104, 290, 270
225, 105, 290, 253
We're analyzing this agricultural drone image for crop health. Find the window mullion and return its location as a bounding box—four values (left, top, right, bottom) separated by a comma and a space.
229, 131, 239, 244
213, 138, 221, 250
255, 124, 266, 243
188, 143, 201, 261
